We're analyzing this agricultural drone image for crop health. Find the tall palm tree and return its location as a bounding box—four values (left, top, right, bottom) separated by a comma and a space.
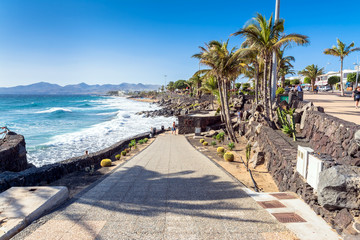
193, 40, 244, 142
189, 73, 203, 98
298, 64, 324, 91
324, 39, 360, 96
232, 13, 309, 118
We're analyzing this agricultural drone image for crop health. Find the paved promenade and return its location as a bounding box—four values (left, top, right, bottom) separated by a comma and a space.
304, 92, 360, 125
15, 134, 290, 240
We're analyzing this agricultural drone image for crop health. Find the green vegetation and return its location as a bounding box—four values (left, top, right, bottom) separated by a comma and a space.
328, 76, 340, 90
245, 144, 251, 170
277, 107, 296, 141
290, 79, 300, 85
211, 141, 217, 146
347, 73, 358, 86
227, 142, 235, 150
276, 87, 285, 96
216, 132, 225, 142
100, 159, 112, 167
203, 141, 208, 146
242, 83, 251, 90
298, 64, 324, 92
304, 77, 311, 84
115, 154, 121, 160
121, 150, 127, 156
284, 79, 291, 86
144, 138, 149, 143
324, 38, 360, 96
224, 152, 234, 162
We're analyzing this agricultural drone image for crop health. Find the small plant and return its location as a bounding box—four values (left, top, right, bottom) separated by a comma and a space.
224, 152, 234, 162
200, 139, 205, 143
228, 142, 235, 150
212, 135, 217, 139
115, 154, 121, 160
84, 165, 95, 175
276, 107, 296, 141
216, 132, 225, 142
276, 87, 285, 96
100, 159, 112, 167
211, 141, 217, 147
143, 138, 148, 143
138, 139, 145, 144
203, 141, 208, 146
121, 150, 127, 156
246, 144, 251, 170
217, 147, 225, 153
125, 148, 130, 153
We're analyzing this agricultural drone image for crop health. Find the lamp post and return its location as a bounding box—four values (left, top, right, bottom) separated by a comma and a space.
271, 0, 280, 101
354, 57, 359, 88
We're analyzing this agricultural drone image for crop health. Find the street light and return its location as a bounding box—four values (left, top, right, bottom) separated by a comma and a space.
354, 57, 359, 88
271, 0, 280, 101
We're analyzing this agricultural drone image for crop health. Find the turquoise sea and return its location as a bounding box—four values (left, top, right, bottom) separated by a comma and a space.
0, 95, 175, 166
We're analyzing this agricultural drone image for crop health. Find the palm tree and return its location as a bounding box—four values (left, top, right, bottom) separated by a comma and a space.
193, 40, 244, 142
200, 75, 219, 110
277, 47, 295, 88
232, 13, 309, 118
324, 39, 360, 96
298, 64, 324, 92
189, 73, 203, 98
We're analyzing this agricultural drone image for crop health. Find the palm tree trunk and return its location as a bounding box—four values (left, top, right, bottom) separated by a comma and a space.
221, 79, 237, 143
217, 78, 225, 122
268, 56, 274, 120
263, 57, 269, 117
255, 63, 259, 104
340, 58, 344, 96
281, 76, 285, 88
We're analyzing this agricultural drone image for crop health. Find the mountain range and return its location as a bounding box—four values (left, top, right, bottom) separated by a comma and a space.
0, 82, 160, 95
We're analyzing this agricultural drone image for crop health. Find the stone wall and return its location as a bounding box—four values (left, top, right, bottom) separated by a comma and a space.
301, 110, 360, 166
0, 130, 163, 193
178, 115, 221, 134
0, 132, 28, 172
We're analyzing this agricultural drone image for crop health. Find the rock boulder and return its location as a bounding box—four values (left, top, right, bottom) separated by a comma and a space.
318, 165, 360, 210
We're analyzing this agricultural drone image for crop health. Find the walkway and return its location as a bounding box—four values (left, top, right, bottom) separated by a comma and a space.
304, 92, 360, 125
15, 134, 291, 240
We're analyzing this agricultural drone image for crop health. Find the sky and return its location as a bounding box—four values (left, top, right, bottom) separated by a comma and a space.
1, 0, 360, 87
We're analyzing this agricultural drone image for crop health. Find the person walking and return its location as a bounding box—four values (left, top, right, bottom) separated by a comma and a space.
172, 121, 176, 134
352, 86, 360, 109
237, 110, 242, 124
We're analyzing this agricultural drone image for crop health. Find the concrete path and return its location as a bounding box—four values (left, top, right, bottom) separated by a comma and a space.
14, 134, 292, 240
304, 92, 360, 125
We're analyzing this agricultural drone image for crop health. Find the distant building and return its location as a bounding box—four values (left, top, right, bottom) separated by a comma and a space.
316, 66, 359, 86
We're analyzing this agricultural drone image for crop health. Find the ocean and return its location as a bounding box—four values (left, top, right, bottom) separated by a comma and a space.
0, 95, 175, 167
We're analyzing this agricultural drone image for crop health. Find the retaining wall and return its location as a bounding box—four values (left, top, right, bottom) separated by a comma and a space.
0, 132, 27, 172
0, 130, 162, 193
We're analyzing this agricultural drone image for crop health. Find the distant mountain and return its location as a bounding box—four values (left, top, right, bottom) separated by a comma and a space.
0, 82, 160, 95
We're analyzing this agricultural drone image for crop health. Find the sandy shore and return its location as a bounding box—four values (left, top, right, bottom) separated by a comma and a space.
127, 96, 158, 103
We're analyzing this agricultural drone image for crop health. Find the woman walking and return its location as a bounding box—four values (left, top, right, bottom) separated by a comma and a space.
353, 86, 360, 109
172, 121, 176, 134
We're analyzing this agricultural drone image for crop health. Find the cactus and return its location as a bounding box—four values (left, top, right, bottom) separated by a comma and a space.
203, 141, 208, 146
200, 139, 205, 143
224, 152, 234, 162
211, 141, 217, 147
121, 150, 127, 156
228, 142, 235, 150
276, 107, 297, 141
100, 159, 112, 167
217, 147, 225, 153
115, 154, 121, 160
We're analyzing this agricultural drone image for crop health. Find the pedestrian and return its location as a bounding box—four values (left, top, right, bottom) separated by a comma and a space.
297, 84, 302, 92
352, 86, 360, 109
314, 85, 318, 94
172, 121, 176, 134
237, 110, 242, 124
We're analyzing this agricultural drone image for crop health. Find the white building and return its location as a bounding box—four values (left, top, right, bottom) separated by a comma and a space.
316, 66, 359, 86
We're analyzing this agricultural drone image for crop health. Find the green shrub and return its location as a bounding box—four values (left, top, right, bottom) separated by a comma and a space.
138, 139, 145, 144
216, 132, 225, 142
276, 87, 285, 96
115, 154, 121, 160
100, 159, 112, 167
217, 147, 225, 153
211, 141, 217, 146
224, 152, 234, 162
203, 141, 208, 146
144, 138, 149, 143
228, 142, 235, 150
212, 135, 217, 139
200, 139, 205, 143
121, 151, 127, 156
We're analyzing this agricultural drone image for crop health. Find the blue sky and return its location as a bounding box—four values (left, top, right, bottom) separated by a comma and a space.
1, 0, 360, 87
